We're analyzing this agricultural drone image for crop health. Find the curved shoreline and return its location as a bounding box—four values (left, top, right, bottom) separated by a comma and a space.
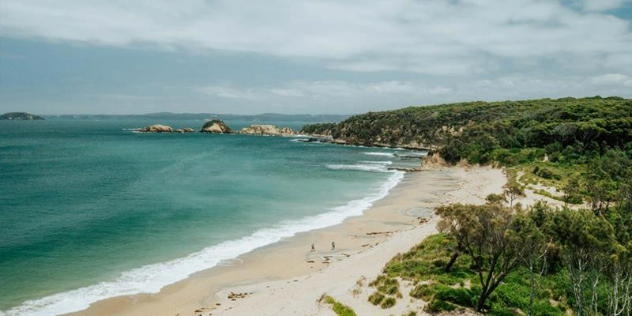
58, 166, 506, 316
3, 170, 405, 316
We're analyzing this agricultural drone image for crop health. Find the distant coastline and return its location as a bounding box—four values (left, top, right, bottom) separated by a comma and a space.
0, 112, 44, 121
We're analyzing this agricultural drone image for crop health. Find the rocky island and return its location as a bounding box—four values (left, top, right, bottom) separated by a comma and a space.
0, 112, 45, 120
200, 120, 232, 133
138, 124, 195, 133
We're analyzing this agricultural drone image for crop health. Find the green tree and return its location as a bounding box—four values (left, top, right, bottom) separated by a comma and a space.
508, 210, 550, 316
548, 208, 616, 316
436, 203, 520, 312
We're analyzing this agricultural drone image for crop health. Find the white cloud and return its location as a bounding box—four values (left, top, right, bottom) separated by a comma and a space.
191, 76, 631, 113
1, 0, 631, 76
269, 89, 304, 97
591, 74, 632, 87
196, 86, 260, 100
1, 0, 631, 115
582, 0, 632, 11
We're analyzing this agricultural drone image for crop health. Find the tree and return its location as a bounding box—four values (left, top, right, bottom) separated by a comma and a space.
436, 204, 475, 272
564, 176, 581, 205
504, 182, 524, 208
436, 203, 519, 312
508, 210, 551, 316
606, 244, 632, 316
548, 208, 616, 316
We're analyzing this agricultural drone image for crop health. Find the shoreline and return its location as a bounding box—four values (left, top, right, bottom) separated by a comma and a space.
61, 165, 506, 316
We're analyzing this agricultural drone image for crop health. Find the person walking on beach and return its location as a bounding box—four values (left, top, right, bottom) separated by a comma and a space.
311, 243, 315, 252
331, 241, 335, 250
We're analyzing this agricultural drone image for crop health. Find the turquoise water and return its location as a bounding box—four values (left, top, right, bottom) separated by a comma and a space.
0, 120, 411, 316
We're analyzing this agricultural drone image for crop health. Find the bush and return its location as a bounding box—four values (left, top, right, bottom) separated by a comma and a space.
410, 284, 434, 300
426, 299, 456, 313
324, 296, 358, 316
435, 287, 476, 307
380, 297, 396, 309
566, 195, 583, 204
368, 291, 385, 305
488, 308, 520, 316
533, 167, 561, 180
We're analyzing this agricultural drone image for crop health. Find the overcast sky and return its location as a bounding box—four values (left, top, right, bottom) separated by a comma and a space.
1, 0, 631, 115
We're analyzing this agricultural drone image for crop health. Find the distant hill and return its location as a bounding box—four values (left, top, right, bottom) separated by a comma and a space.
0, 112, 44, 121
301, 96, 632, 164
48, 113, 351, 123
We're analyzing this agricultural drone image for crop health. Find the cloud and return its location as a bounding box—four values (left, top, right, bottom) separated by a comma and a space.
1, 0, 631, 76
192, 76, 631, 113
581, 0, 632, 11
196, 85, 260, 100
591, 73, 632, 87
269, 89, 304, 97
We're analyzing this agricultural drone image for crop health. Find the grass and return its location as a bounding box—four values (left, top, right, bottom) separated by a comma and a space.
508, 159, 587, 194
367, 275, 401, 308
324, 296, 357, 316
375, 233, 568, 315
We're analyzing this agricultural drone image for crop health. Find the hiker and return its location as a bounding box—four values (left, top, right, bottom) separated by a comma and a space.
311, 243, 315, 252
331, 241, 335, 250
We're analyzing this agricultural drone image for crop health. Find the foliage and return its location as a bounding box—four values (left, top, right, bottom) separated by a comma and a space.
309, 96, 632, 315
367, 275, 400, 308
302, 97, 631, 163
324, 296, 358, 316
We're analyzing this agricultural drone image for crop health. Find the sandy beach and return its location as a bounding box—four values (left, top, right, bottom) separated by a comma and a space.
67, 165, 507, 316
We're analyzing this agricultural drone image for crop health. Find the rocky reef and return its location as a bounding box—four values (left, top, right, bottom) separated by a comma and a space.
0, 112, 44, 120
237, 125, 297, 136
200, 120, 232, 133
139, 124, 195, 133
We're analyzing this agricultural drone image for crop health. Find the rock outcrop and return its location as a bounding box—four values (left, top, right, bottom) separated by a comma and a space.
174, 128, 195, 133
139, 124, 174, 133
0, 112, 45, 120
237, 125, 297, 136
200, 120, 232, 133
138, 125, 195, 133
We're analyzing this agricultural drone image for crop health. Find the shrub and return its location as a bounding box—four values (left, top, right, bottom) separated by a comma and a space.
368, 291, 385, 305
324, 296, 358, 316
435, 287, 476, 307
410, 284, 434, 300
380, 297, 397, 309
426, 299, 456, 313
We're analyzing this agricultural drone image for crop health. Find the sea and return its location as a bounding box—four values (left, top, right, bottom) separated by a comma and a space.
0, 119, 422, 316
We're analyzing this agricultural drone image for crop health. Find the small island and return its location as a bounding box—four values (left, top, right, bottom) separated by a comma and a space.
0, 112, 45, 120
138, 124, 195, 133
200, 120, 232, 133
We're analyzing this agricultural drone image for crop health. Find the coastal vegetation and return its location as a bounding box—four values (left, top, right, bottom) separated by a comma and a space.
0, 112, 44, 120
317, 96, 632, 315
323, 296, 358, 316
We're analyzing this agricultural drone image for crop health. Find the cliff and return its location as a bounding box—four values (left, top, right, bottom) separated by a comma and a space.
237, 125, 297, 136
0, 112, 45, 120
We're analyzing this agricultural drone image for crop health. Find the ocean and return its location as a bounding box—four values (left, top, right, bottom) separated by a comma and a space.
0, 119, 420, 316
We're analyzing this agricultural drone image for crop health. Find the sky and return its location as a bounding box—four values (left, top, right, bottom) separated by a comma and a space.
0, 0, 631, 115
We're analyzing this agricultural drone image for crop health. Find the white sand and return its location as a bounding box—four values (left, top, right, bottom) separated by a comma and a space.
205, 166, 507, 316
68, 165, 519, 316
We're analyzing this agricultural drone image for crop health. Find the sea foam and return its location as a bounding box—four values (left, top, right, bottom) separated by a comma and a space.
326, 164, 389, 172
2, 171, 404, 316
363, 152, 395, 157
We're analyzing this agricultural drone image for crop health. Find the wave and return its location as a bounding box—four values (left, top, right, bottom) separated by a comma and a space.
359, 160, 393, 165
2, 172, 404, 316
363, 152, 395, 157
326, 164, 388, 172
